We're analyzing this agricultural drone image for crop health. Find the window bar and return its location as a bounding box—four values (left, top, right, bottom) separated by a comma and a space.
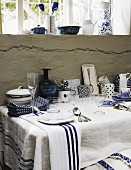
17, 0, 23, 34
49, 0, 51, 16
27, 0, 29, 31
59, 0, 62, 26
130, 0, 131, 34
38, 0, 41, 25
1, 0, 4, 33
0, 0, 2, 34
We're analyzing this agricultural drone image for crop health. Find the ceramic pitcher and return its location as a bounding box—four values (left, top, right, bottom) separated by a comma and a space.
119, 74, 128, 93
98, 2, 113, 35
82, 20, 94, 35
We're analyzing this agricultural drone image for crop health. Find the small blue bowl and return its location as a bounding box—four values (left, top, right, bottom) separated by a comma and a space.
57, 26, 81, 35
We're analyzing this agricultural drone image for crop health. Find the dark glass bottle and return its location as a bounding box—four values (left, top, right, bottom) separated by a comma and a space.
39, 68, 58, 98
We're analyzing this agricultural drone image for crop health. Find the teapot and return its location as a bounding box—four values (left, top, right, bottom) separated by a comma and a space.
31, 25, 47, 34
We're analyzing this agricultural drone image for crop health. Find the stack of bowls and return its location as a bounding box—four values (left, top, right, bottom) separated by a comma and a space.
6, 86, 31, 105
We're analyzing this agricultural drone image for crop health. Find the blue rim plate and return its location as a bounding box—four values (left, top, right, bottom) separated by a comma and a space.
117, 94, 131, 99
112, 95, 131, 101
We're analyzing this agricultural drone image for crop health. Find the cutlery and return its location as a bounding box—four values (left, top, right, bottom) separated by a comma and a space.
87, 68, 94, 93
114, 104, 131, 112
73, 107, 91, 122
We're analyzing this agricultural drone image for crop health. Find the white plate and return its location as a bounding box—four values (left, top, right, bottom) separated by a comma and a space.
38, 117, 74, 125
37, 113, 75, 125
7, 98, 31, 105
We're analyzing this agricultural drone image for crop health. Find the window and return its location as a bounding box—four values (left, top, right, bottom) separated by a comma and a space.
1, 0, 131, 35
70, 0, 131, 35
1, 0, 17, 34
1, 0, 63, 34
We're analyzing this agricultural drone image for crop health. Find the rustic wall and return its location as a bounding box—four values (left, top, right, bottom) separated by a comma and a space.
0, 35, 131, 105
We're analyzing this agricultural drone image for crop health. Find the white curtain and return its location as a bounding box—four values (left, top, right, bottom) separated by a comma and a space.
112, 0, 131, 35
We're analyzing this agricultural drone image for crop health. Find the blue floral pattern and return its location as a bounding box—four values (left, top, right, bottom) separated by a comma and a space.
98, 9, 112, 35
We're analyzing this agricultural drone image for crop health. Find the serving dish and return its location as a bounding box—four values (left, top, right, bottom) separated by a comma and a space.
31, 25, 47, 34
57, 26, 81, 35
6, 86, 32, 104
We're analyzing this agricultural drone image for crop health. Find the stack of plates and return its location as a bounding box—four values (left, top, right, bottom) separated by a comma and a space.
114, 75, 131, 92
6, 87, 32, 105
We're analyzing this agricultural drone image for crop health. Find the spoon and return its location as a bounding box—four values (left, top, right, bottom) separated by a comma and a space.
73, 107, 81, 116
73, 107, 91, 122
87, 68, 94, 93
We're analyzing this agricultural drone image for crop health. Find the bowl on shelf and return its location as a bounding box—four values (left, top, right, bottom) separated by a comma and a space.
57, 26, 81, 35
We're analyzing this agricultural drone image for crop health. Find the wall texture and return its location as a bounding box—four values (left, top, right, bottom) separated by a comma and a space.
0, 35, 131, 105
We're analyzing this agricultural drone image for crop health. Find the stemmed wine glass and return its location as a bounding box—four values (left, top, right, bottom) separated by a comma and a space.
27, 73, 38, 113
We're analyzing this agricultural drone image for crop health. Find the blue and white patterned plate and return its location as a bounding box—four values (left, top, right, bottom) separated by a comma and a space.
112, 95, 131, 101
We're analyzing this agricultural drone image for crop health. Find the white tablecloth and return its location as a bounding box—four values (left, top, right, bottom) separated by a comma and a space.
1, 98, 131, 170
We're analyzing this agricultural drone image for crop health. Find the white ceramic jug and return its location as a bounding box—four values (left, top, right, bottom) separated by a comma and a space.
97, 2, 113, 35
119, 74, 127, 93
82, 20, 94, 35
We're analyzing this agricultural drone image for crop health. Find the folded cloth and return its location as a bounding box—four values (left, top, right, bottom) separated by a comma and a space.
83, 149, 131, 170
44, 123, 81, 170
102, 99, 124, 107
7, 96, 49, 117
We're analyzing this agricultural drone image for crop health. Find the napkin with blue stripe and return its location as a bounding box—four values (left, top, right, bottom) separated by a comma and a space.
102, 99, 124, 107
42, 122, 81, 170
7, 96, 49, 117
96, 151, 131, 170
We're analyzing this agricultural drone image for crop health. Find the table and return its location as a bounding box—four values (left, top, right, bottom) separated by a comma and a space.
1, 97, 131, 170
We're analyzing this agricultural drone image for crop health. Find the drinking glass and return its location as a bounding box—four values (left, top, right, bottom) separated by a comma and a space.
94, 95, 105, 115
27, 73, 38, 113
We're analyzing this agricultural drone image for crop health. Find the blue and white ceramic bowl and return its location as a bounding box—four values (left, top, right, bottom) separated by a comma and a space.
57, 26, 81, 35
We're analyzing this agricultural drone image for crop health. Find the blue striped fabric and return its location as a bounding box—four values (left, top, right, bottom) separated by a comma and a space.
7, 96, 49, 117
69, 124, 79, 170
61, 125, 72, 170
98, 152, 131, 170
61, 123, 79, 170
0, 123, 34, 170
98, 160, 115, 170
111, 153, 131, 164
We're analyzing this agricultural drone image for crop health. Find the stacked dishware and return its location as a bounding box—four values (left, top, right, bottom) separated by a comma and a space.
98, 75, 110, 95
6, 86, 32, 105
114, 73, 131, 92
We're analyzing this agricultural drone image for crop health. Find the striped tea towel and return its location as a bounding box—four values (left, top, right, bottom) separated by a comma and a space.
37, 123, 81, 170
7, 96, 49, 117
